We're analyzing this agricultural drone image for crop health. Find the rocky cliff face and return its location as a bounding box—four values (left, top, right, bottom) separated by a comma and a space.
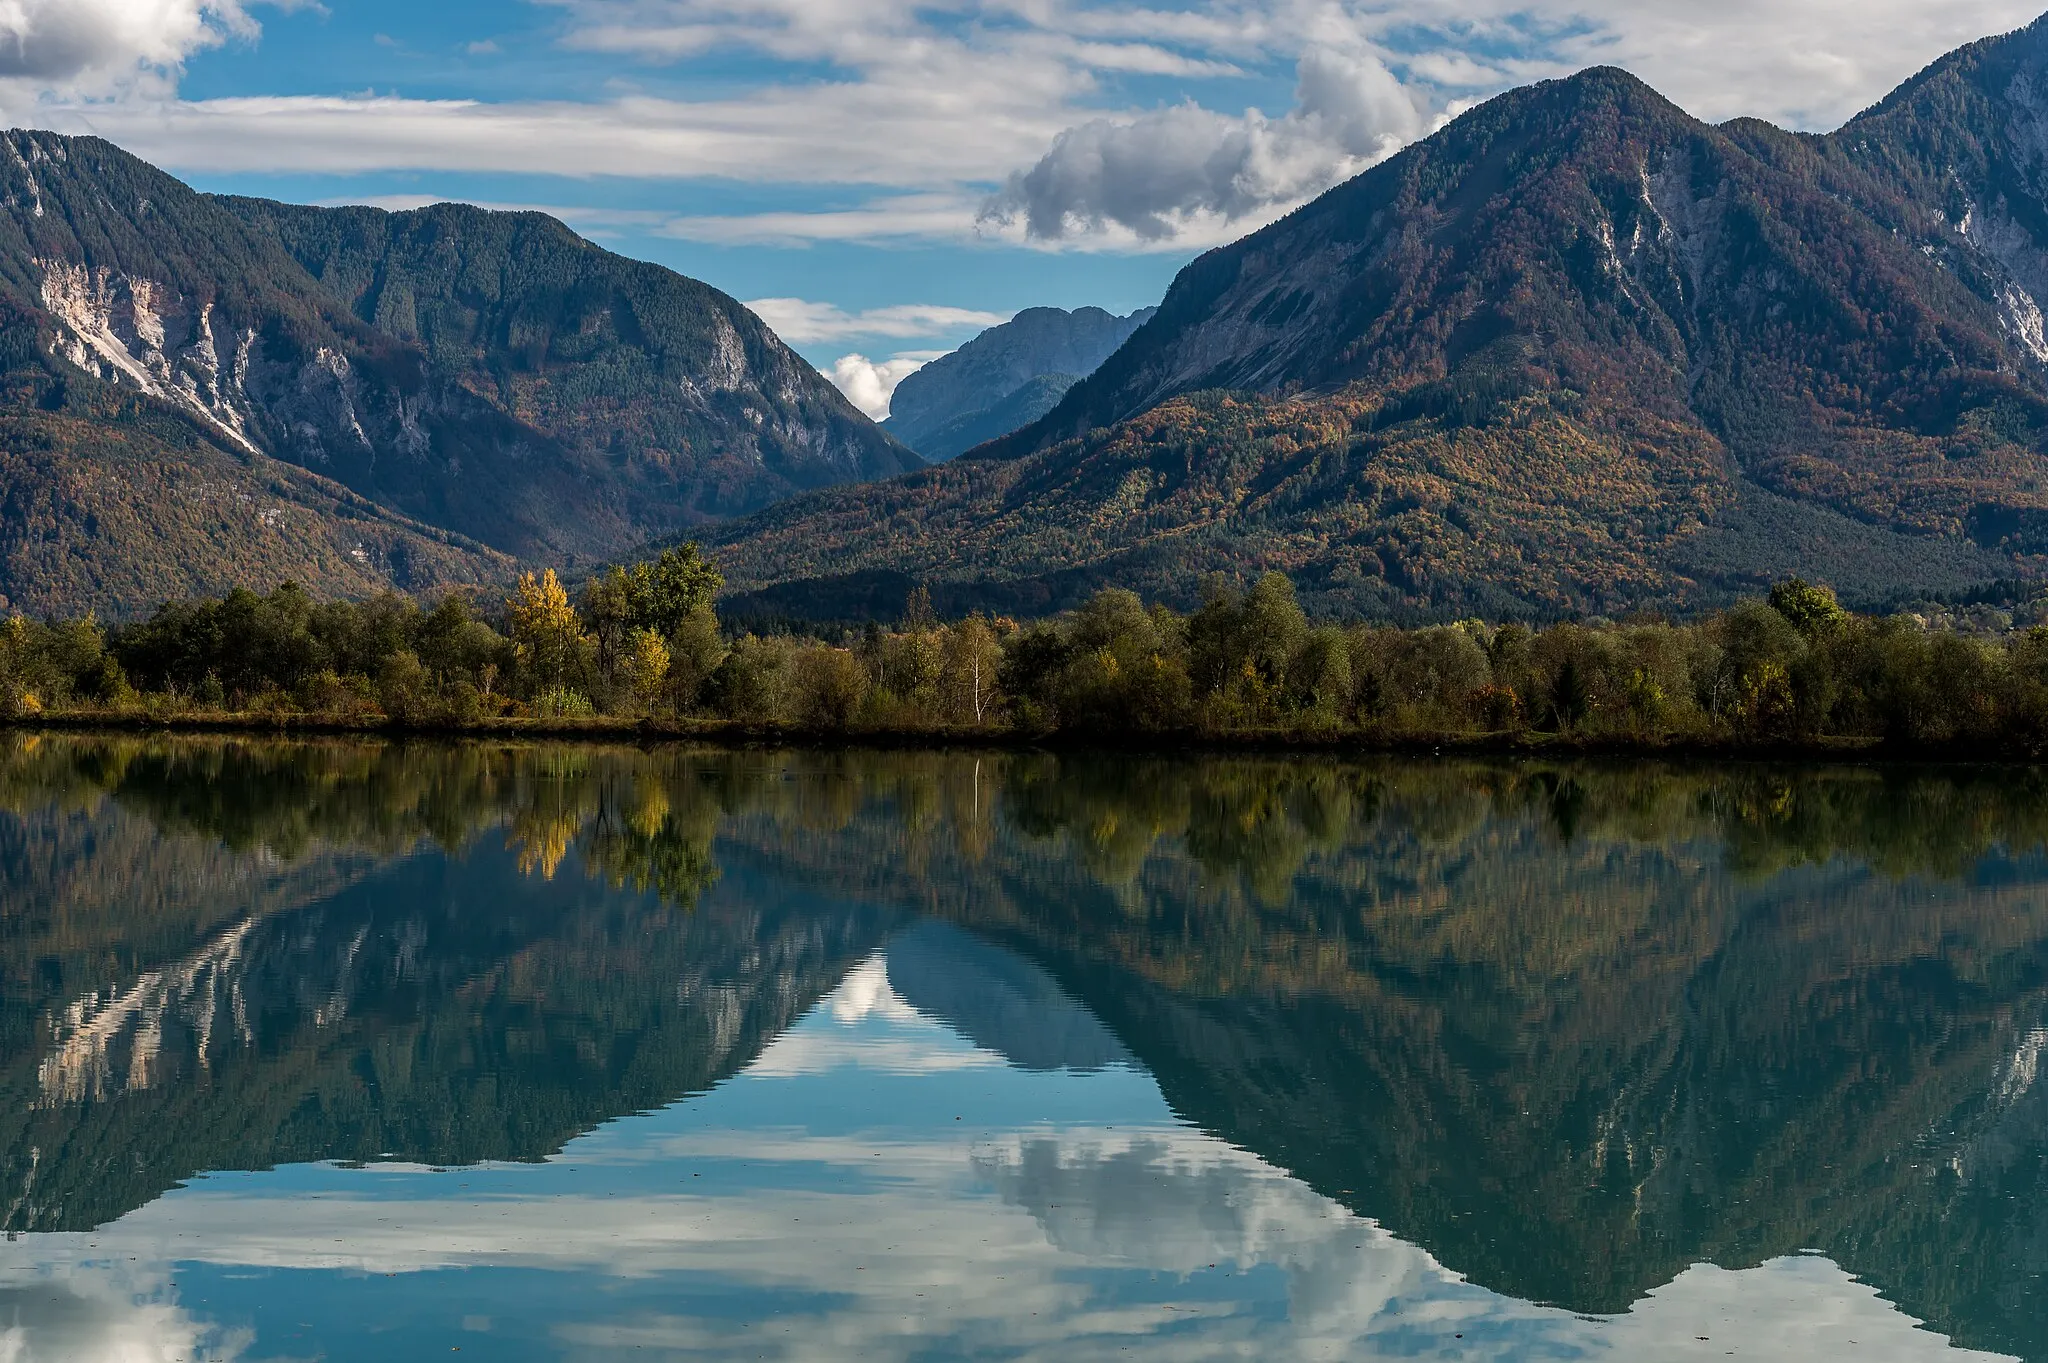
883, 306, 1155, 461
222, 198, 920, 533
0, 131, 917, 614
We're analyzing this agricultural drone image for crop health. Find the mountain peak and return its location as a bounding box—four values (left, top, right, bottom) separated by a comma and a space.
0, 133, 915, 614
883, 305, 1156, 461
713, 15, 2048, 621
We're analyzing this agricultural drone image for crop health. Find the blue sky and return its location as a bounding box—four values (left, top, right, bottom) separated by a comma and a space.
11, 0, 2046, 416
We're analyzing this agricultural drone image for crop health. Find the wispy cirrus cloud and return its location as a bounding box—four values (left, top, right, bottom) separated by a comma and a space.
45, 86, 1070, 187
656, 194, 985, 247
744, 298, 1008, 344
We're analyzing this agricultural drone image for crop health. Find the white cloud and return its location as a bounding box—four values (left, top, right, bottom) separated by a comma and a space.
657, 193, 985, 246
0, 959, 2017, 1363
0, 0, 255, 104
37, 83, 1072, 188
7, 0, 2047, 261
741, 297, 1002, 418
0, 1263, 250, 1363
982, 46, 1427, 241
745, 298, 1006, 344
827, 354, 942, 421
1418, 0, 2045, 128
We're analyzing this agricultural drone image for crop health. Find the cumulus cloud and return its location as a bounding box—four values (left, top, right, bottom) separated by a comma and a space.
825, 353, 939, 421
982, 47, 1428, 241
0, 1266, 249, 1363
0, 0, 257, 103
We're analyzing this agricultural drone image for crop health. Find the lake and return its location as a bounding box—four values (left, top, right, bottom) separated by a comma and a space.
0, 735, 2042, 1361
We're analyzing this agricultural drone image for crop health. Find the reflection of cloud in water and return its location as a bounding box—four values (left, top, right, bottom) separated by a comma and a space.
972, 1133, 2013, 1361
0, 1263, 247, 1362
750, 955, 1005, 1076
0, 931, 2015, 1362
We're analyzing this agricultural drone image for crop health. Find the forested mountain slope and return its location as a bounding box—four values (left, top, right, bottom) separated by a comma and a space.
713, 19, 2048, 620
0, 132, 914, 615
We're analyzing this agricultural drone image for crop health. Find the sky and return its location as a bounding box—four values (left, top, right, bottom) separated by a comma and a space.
8, 0, 2046, 419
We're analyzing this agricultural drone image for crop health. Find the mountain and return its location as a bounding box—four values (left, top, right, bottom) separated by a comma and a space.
712, 19, 2048, 620
882, 306, 1155, 461
0, 131, 916, 616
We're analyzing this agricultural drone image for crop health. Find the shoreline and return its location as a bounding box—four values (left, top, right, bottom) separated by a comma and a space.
8, 708, 2030, 766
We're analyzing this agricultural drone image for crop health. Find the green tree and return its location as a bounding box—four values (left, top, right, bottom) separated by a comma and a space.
1288, 627, 1353, 721
1769, 578, 1850, 640
634, 545, 725, 642
791, 647, 870, 728
582, 567, 638, 687
378, 649, 431, 723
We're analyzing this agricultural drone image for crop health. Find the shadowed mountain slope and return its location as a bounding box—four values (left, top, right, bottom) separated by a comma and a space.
0, 133, 915, 615
714, 27, 2048, 619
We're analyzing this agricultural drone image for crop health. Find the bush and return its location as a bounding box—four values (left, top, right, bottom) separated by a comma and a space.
705, 636, 791, 724
533, 687, 596, 719
791, 647, 870, 728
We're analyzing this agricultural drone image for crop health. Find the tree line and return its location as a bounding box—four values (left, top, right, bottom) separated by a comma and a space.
3, 549, 2048, 751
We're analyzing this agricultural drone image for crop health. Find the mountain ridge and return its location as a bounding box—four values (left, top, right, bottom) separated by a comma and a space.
883, 305, 1156, 461
710, 30, 2048, 618
0, 131, 917, 615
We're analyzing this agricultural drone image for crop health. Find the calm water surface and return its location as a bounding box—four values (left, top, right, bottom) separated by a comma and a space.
0, 736, 2044, 1360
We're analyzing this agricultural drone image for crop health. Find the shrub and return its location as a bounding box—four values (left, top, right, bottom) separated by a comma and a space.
533, 686, 596, 719
705, 636, 791, 724
791, 647, 870, 728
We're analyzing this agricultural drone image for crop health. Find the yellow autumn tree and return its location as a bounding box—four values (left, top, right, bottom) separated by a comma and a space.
624, 627, 672, 714
508, 569, 587, 696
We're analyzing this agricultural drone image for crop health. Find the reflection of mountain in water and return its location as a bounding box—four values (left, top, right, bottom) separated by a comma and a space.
885, 921, 1131, 1072
4, 738, 2048, 1357
721, 755, 2048, 1361
0, 743, 902, 1231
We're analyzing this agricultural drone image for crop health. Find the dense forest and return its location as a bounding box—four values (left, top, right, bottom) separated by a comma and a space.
2, 544, 2047, 753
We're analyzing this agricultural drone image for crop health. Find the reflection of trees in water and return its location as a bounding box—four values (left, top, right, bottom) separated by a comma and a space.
17, 734, 2048, 901
709, 749, 2048, 1360
0, 735, 746, 915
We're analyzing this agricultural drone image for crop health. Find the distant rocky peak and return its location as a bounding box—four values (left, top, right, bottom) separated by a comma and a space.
883, 304, 1157, 461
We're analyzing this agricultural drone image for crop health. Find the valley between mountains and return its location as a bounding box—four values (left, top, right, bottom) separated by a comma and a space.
24, 13, 2048, 620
